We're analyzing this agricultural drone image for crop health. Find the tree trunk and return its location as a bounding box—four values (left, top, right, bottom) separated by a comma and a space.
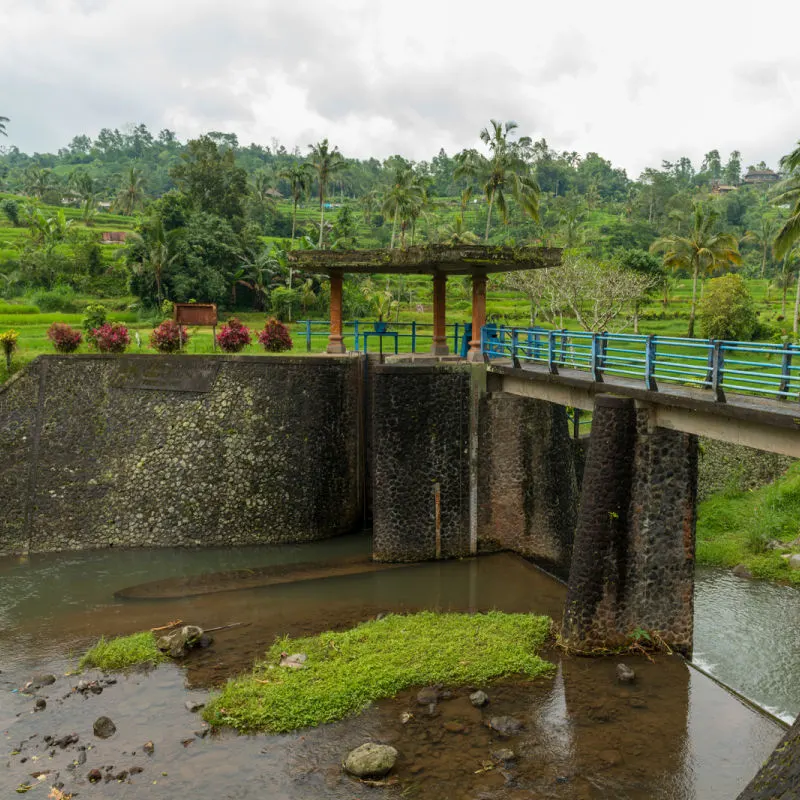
318, 186, 325, 249
794, 273, 800, 338
485, 193, 494, 242
633, 302, 640, 334
390, 207, 398, 249
688, 265, 698, 338
761, 245, 767, 279
662, 281, 669, 308
291, 199, 297, 243
782, 284, 788, 317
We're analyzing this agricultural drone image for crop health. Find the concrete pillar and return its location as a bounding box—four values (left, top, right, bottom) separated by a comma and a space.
327, 269, 346, 354
562, 395, 697, 656
430, 272, 449, 355
467, 273, 487, 362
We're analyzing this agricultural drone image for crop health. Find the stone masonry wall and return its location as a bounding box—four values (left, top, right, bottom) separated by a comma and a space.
478, 393, 578, 576
0, 355, 363, 554
372, 364, 471, 562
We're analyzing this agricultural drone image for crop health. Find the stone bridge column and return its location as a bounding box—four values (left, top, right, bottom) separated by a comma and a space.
562, 395, 697, 657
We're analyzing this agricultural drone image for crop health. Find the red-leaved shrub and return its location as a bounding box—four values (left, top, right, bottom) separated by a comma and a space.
92, 322, 130, 353
150, 319, 190, 353
47, 322, 82, 353
216, 317, 251, 353
257, 318, 293, 352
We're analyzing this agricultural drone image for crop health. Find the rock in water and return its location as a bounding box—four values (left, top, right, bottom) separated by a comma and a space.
143, 741, 155, 755
31, 673, 56, 688
492, 748, 517, 763
470, 690, 489, 707
416, 686, 439, 705
616, 663, 636, 684
156, 625, 207, 658
93, 716, 117, 739
343, 743, 398, 779
487, 716, 524, 737
185, 700, 205, 713
732, 563, 753, 579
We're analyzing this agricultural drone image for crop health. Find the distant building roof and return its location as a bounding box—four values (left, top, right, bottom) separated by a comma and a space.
743, 168, 781, 184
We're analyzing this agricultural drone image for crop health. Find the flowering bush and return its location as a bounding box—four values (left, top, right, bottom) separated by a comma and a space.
257, 318, 293, 353
150, 319, 190, 353
1, 328, 19, 367
47, 322, 83, 353
92, 322, 130, 353
216, 317, 251, 353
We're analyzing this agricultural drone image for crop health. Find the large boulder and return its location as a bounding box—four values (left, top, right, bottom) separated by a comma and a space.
343, 743, 398, 779
156, 625, 208, 658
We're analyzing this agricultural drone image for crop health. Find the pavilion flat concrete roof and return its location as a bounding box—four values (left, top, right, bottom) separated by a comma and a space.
287, 244, 563, 276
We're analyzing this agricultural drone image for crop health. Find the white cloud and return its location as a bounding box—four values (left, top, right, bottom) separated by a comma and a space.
1, 0, 799, 174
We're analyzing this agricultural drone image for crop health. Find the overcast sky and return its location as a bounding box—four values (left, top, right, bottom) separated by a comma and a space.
2, 0, 798, 176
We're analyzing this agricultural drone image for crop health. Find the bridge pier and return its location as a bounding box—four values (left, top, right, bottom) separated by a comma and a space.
562, 395, 697, 657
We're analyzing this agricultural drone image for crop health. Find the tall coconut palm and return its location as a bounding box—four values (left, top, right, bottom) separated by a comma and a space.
743, 213, 781, 278
381, 167, 425, 249
24, 166, 55, 200
0, 116, 8, 137
455, 120, 540, 241
277, 162, 311, 244
650, 203, 741, 337
114, 167, 146, 215
307, 140, 346, 248
772, 141, 800, 261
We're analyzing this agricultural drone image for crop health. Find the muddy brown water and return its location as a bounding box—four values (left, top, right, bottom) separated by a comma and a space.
0, 535, 786, 798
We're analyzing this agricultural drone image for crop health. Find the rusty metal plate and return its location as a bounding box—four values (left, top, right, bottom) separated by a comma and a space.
174, 303, 218, 326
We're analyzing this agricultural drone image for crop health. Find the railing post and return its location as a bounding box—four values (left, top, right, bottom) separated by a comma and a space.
711, 340, 725, 402
353, 320, 360, 353
779, 343, 793, 399
560, 330, 568, 367
590, 332, 603, 382
573, 407, 581, 440
480, 324, 486, 358
305, 320, 312, 353
645, 335, 658, 391
511, 328, 520, 368
548, 330, 558, 374
411, 320, 417, 354
453, 322, 459, 354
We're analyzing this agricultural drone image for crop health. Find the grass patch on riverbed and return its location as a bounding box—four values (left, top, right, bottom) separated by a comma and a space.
79, 632, 167, 671
697, 462, 800, 584
204, 611, 553, 733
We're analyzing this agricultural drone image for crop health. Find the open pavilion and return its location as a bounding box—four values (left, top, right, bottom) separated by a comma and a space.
287, 245, 562, 360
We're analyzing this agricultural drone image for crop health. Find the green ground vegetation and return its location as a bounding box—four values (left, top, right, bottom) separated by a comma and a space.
696, 462, 800, 583
79, 631, 166, 671
203, 611, 553, 733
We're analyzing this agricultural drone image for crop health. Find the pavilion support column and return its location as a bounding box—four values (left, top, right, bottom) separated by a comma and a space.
327, 269, 346, 354
467, 273, 487, 362
430, 272, 450, 356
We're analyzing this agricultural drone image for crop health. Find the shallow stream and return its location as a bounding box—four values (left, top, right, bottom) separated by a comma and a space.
0, 536, 793, 798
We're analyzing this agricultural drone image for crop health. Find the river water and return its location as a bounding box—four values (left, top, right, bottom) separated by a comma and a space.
0, 536, 793, 798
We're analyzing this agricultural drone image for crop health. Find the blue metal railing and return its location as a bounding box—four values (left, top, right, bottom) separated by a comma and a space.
482, 325, 800, 403
297, 320, 470, 355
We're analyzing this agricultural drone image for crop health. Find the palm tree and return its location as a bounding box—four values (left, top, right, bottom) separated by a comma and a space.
743, 214, 781, 278
772, 141, 800, 261
381, 167, 425, 249
439, 216, 480, 245
456, 120, 540, 241
24, 167, 56, 200
0, 116, 8, 137
114, 167, 146, 215
278, 162, 311, 244
359, 189, 380, 226
650, 203, 742, 337
307, 140, 346, 248
123, 216, 182, 304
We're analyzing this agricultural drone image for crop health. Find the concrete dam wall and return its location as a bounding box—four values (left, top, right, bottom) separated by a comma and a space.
0, 355, 363, 554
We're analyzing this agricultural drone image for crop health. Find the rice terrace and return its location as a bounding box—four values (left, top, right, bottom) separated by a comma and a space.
2, 5, 800, 798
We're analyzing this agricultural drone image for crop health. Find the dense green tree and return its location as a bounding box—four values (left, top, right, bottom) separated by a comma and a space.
725, 151, 742, 186
170, 136, 248, 225
698, 274, 756, 340
277, 162, 311, 243
381, 166, 425, 248
123, 215, 183, 304
650, 203, 742, 337
308, 139, 346, 248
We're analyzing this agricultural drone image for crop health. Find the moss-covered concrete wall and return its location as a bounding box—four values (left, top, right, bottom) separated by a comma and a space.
0, 355, 363, 555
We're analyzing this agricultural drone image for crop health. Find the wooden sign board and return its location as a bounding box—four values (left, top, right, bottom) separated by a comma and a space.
173, 303, 218, 327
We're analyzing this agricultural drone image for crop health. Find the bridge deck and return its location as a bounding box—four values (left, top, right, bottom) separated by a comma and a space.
488, 360, 800, 456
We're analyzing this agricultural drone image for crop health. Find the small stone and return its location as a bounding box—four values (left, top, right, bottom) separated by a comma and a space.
31, 674, 56, 688
599, 749, 623, 766
343, 743, 398, 779
87, 768, 103, 783
470, 690, 489, 707
34, 699, 46, 712
185, 700, 205, 713
115, 770, 129, 781
443, 721, 467, 734
194, 728, 209, 739
143, 741, 155, 755
400, 712, 413, 724
732, 563, 753, 579
616, 664, 635, 684
129, 766, 144, 775
492, 748, 517, 763
93, 716, 116, 739
487, 716, 524, 737
416, 686, 439, 705
279, 652, 307, 669
789, 555, 800, 571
